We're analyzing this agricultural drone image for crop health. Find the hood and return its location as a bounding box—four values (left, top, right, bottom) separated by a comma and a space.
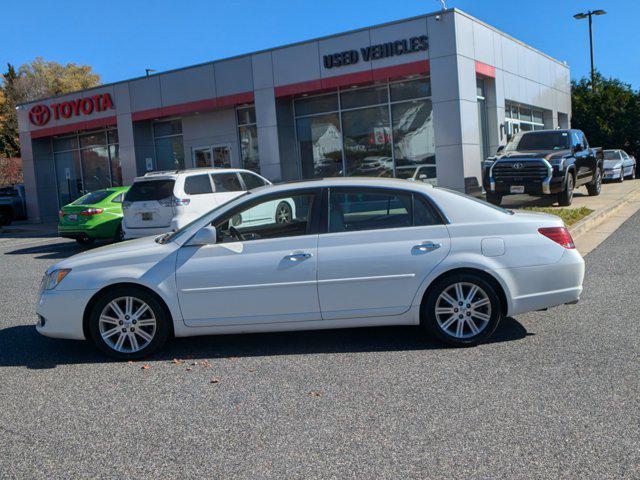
499, 150, 572, 162
50, 236, 175, 272
604, 159, 623, 169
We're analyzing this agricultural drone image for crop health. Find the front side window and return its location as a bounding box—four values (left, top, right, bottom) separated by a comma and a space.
215, 192, 316, 243
329, 189, 413, 233
184, 175, 213, 195
212, 173, 243, 192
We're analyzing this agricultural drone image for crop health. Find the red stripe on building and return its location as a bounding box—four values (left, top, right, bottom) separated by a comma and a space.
274, 60, 431, 98
475, 61, 495, 78
131, 92, 255, 122
30, 116, 117, 139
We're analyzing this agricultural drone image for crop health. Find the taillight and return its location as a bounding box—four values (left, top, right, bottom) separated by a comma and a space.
80, 208, 104, 216
538, 227, 575, 249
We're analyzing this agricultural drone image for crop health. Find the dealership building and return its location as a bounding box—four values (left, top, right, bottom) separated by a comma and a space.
17, 8, 571, 222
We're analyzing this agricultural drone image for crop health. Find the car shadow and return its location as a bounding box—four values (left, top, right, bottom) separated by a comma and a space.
3, 241, 102, 260
0, 317, 531, 369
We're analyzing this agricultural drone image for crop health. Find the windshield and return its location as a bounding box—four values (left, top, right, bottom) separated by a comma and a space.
125, 180, 175, 202
604, 151, 620, 160
72, 190, 111, 205
505, 131, 571, 152
156, 191, 250, 244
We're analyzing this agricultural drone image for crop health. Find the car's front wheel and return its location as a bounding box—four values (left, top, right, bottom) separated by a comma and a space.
485, 192, 502, 206
422, 273, 502, 346
88, 287, 171, 359
558, 173, 574, 206
628, 166, 636, 180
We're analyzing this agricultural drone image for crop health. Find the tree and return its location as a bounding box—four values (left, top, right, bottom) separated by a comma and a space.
0, 58, 101, 158
571, 72, 640, 157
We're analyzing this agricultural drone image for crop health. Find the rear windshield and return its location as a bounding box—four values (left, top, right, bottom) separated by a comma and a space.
125, 180, 175, 202
506, 132, 571, 152
73, 190, 111, 205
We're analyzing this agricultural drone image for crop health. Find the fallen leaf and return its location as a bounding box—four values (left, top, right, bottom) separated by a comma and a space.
210, 377, 220, 384
235, 404, 241, 412
186, 367, 192, 372
309, 391, 322, 397
141, 364, 150, 370
171, 358, 183, 365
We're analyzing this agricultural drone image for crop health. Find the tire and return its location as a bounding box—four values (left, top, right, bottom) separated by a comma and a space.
586, 167, 602, 196
618, 170, 624, 183
558, 172, 575, 206
628, 166, 636, 180
275, 201, 293, 224
114, 223, 125, 243
75, 236, 95, 246
88, 286, 171, 360
485, 192, 502, 206
421, 273, 502, 347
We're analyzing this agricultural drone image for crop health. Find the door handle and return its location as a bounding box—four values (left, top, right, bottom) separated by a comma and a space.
414, 241, 442, 252
285, 252, 313, 261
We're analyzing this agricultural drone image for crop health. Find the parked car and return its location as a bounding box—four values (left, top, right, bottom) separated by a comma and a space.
603, 149, 636, 182
36, 177, 585, 359
121, 168, 292, 239
483, 129, 603, 206
0, 184, 27, 226
58, 187, 130, 245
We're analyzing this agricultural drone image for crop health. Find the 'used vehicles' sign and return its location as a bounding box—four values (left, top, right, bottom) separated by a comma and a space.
323, 36, 429, 69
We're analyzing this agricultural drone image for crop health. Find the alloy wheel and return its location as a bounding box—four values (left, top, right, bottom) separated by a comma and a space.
435, 282, 492, 339
98, 296, 157, 353
276, 203, 292, 223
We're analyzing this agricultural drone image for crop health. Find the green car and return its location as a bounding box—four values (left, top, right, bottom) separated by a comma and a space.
58, 187, 129, 245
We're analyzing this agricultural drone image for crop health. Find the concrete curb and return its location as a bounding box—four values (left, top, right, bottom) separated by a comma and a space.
569, 184, 640, 238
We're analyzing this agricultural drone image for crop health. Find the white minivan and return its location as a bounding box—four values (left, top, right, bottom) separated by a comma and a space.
122, 168, 292, 239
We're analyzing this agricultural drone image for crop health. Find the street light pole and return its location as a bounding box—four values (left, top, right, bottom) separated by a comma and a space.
573, 9, 607, 91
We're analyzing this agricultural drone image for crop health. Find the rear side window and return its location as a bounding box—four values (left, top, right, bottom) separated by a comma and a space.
212, 173, 243, 192
73, 190, 111, 205
111, 193, 124, 203
125, 180, 175, 202
184, 175, 213, 195
329, 189, 413, 233
241, 172, 267, 190
413, 195, 440, 226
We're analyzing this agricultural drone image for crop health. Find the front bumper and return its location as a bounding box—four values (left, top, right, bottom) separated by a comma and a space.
603, 169, 622, 180
36, 288, 96, 340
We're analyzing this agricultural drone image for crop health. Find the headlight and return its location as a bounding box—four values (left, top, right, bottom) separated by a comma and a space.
41, 269, 71, 291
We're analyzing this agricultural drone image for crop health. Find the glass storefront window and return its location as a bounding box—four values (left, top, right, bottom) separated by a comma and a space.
109, 144, 122, 186
294, 93, 338, 117
237, 106, 260, 173
81, 146, 111, 193
107, 129, 119, 145
53, 136, 77, 152
294, 76, 435, 182
153, 119, 182, 137
154, 136, 185, 170
340, 85, 388, 110
391, 99, 436, 182
238, 125, 260, 172
79, 131, 107, 148
296, 113, 343, 178
54, 150, 82, 206
342, 105, 392, 177
390, 78, 431, 102
505, 103, 545, 141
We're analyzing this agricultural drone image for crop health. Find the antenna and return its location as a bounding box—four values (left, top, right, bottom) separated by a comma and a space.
439, 0, 447, 10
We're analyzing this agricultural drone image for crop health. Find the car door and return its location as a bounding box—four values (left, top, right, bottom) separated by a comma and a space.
317, 187, 450, 320
621, 151, 633, 175
175, 189, 321, 327
573, 131, 594, 183
181, 173, 215, 218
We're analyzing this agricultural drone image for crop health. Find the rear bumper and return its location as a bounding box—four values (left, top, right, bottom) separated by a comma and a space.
58, 223, 115, 239
500, 249, 585, 316
36, 288, 96, 340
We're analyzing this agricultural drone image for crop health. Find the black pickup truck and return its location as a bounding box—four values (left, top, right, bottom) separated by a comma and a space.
483, 129, 603, 206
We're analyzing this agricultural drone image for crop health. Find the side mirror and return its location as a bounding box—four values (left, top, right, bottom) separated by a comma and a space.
186, 225, 217, 246
574, 143, 583, 153
496, 145, 505, 154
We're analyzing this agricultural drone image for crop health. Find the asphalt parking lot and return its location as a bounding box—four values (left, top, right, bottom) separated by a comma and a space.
0, 214, 638, 479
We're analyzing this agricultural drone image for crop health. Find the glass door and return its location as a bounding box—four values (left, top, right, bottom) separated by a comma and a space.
193, 145, 232, 168
193, 146, 213, 168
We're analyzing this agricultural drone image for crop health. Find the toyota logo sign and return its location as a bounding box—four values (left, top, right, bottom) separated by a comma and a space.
29, 104, 51, 126
512, 162, 525, 169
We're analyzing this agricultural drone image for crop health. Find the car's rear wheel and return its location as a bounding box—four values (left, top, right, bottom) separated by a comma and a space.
558, 172, 574, 206
586, 167, 602, 196
275, 201, 292, 224
485, 192, 502, 205
422, 273, 502, 346
114, 223, 125, 243
88, 287, 170, 359
628, 166, 636, 180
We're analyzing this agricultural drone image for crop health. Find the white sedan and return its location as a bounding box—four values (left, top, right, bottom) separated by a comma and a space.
36, 178, 585, 359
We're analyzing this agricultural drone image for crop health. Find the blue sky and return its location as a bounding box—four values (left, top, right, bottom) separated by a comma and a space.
4, 0, 638, 88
